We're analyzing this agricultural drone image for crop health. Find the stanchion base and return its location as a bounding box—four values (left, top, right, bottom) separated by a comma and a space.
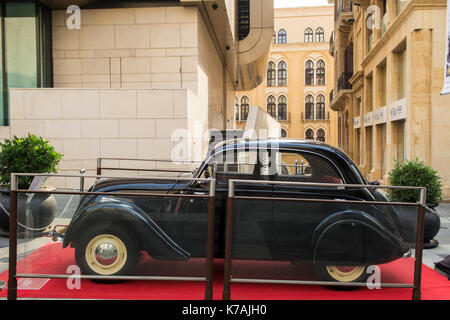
423, 239, 439, 249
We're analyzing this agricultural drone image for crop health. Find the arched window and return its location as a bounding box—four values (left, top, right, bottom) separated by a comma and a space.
317, 129, 326, 142
272, 31, 276, 44
305, 60, 314, 85
235, 97, 240, 121
281, 128, 287, 138
240, 96, 249, 121
315, 27, 324, 42
305, 129, 315, 140
278, 29, 287, 44
278, 61, 287, 86
278, 95, 287, 121
267, 61, 276, 86
305, 28, 313, 43
305, 95, 314, 120
316, 59, 326, 85
267, 95, 276, 118
316, 94, 326, 120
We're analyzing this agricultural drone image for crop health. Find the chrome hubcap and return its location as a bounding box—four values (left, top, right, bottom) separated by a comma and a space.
94, 242, 118, 266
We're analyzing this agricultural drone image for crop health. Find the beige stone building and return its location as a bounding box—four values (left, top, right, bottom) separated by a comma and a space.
235, 5, 338, 146
0, 0, 278, 188
329, 0, 450, 199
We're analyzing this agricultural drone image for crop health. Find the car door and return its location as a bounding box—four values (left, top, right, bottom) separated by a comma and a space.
187, 147, 275, 259
269, 149, 360, 261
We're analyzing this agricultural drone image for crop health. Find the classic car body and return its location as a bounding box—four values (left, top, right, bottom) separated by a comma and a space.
62, 139, 410, 282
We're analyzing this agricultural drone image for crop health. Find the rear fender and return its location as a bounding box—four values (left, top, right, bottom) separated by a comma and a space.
310, 210, 409, 266
63, 199, 190, 261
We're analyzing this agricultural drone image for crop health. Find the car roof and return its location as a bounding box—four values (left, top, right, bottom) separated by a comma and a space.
207, 138, 365, 184
212, 138, 349, 159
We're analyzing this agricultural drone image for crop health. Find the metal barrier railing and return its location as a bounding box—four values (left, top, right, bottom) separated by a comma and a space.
7, 173, 216, 300
96, 157, 203, 176
223, 179, 427, 301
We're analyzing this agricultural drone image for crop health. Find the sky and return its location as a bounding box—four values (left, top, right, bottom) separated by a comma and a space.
274, 0, 332, 8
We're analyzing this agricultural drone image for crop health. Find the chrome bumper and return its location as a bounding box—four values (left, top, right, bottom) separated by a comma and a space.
403, 249, 412, 259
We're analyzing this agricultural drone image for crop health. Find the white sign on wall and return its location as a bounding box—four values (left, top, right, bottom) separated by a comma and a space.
442, 0, 450, 95
389, 98, 407, 121
374, 106, 387, 125
364, 112, 373, 127
353, 116, 361, 129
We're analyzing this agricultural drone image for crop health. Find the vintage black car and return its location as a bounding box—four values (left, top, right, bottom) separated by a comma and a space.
62, 139, 411, 284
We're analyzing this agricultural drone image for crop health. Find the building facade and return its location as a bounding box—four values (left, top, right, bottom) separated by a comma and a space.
330, 0, 450, 199
0, 0, 276, 188
235, 5, 338, 146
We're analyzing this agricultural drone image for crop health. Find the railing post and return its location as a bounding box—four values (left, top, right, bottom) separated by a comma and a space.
79, 168, 86, 192
7, 174, 18, 300
204, 179, 215, 300
223, 180, 235, 300
412, 188, 426, 300
96, 158, 102, 176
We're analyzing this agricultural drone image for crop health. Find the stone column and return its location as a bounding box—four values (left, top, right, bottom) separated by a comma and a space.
384, 52, 395, 182
410, 29, 432, 164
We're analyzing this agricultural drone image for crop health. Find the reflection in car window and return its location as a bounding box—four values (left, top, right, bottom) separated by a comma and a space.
274, 151, 343, 184
206, 149, 271, 181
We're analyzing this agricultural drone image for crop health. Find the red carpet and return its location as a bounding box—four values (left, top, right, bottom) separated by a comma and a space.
1, 243, 449, 300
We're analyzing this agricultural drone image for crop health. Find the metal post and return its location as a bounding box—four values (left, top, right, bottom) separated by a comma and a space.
412, 188, 426, 300
223, 180, 235, 300
96, 158, 102, 176
204, 180, 215, 300
8, 174, 18, 300
79, 168, 86, 192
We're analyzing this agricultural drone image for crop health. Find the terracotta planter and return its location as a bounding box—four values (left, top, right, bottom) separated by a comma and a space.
0, 186, 57, 231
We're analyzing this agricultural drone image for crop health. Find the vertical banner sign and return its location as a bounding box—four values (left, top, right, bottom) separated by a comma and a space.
442, 0, 450, 95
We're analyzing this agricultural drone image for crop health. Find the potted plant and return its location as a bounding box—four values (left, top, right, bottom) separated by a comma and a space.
387, 159, 443, 249
0, 134, 63, 232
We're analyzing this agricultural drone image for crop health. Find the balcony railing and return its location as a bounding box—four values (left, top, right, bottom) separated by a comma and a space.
301, 112, 330, 122
336, 0, 354, 21
330, 72, 353, 103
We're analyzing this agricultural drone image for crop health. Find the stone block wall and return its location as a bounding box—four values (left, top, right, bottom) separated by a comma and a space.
5, 88, 207, 189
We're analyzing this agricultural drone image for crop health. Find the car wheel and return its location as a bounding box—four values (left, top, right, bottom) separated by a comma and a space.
75, 225, 140, 280
314, 264, 368, 290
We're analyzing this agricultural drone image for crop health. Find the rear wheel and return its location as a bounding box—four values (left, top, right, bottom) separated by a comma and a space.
314, 264, 368, 290
75, 225, 140, 279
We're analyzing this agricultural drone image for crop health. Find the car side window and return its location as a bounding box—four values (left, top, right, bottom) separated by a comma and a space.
206, 149, 271, 182
274, 150, 344, 184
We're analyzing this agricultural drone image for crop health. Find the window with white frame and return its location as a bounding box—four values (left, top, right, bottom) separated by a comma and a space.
317, 128, 326, 142
305, 60, 314, 85
316, 59, 326, 85
278, 61, 287, 86
240, 96, 249, 121
267, 95, 276, 118
278, 29, 287, 44
315, 27, 324, 42
305, 94, 314, 120
316, 94, 326, 120
305, 28, 313, 42
267, 61, 276, 86
278, 95, 287, 121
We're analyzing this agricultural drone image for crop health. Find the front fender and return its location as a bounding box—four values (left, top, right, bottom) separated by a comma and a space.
310, 210, 409, 266
63, 199, 190, 261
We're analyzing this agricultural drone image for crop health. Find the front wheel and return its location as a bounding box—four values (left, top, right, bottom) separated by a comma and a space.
75, 225, 140, 278
314, 264, 369, 289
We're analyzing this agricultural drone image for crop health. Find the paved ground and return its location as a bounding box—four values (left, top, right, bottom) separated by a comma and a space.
0, 196, 449, 298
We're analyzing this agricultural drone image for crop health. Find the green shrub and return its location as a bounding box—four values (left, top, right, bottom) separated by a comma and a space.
0, 134, 63, 189
387, 159, 443, 204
